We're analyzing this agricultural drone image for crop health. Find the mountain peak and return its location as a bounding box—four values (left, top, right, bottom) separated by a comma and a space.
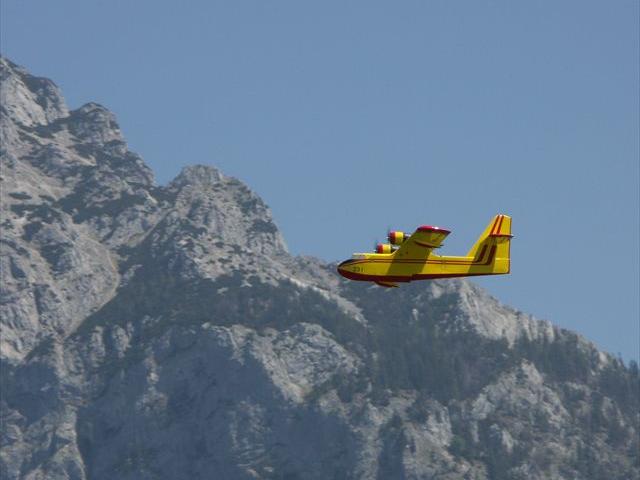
63, 102, 124, 145
170, 164, 225, 188
0, 56, 68, 127
164, 164, 288, 256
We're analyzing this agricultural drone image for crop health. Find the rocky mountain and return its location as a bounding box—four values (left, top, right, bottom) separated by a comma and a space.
1, 57, 638, 480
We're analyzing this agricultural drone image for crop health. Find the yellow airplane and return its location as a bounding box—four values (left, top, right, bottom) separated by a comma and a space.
337, 214, 512, 287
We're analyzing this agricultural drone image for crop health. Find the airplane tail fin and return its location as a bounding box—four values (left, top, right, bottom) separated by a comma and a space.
466, 214, 512, 274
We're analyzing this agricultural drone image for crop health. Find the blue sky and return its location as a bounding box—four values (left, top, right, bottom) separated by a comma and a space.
2, 1, 638, 361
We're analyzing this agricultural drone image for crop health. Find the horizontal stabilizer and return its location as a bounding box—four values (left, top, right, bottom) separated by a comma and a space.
467, 214, 512, 257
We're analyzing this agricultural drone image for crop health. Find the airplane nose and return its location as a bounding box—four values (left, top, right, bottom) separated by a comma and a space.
337, 259, 355, 278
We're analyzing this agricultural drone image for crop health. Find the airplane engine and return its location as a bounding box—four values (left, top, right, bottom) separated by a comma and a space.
388, 231, 409, 245
376, 243, 394, 254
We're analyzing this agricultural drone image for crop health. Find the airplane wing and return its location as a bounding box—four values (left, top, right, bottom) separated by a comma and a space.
393, 225, 450, 259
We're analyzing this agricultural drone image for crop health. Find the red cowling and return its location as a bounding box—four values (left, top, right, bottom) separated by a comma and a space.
376, 243, 393, 254
388, 231, 407, 245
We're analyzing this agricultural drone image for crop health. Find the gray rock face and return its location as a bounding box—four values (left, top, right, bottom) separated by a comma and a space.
1, 57, 638, 480
1, 58, 68, 128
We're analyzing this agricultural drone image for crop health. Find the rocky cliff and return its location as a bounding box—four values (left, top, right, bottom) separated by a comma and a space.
1, 57, 638, 480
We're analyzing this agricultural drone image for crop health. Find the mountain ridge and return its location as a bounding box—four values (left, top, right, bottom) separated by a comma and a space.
1, 57, 637, 480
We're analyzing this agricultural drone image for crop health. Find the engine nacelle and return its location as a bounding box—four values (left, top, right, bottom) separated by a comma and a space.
376, 243, 394, 254
388, 231, 409, 245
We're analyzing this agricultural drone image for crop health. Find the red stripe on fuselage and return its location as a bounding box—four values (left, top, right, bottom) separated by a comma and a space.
474, 244, 487, 263
338, 246, 497, 283
343, 245, 496, 267
339, 270, 503, 283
